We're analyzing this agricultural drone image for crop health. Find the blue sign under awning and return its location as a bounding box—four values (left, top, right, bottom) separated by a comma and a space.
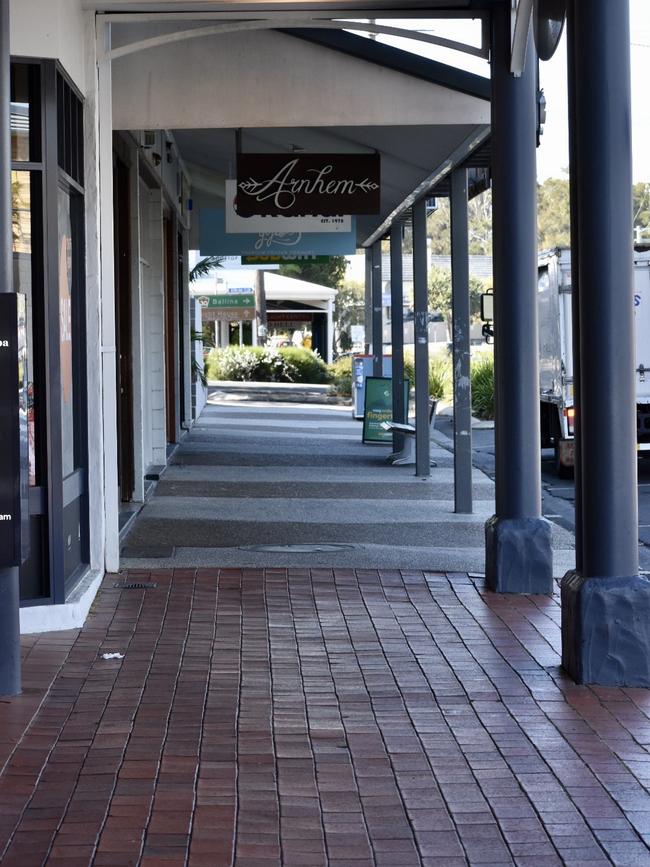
199, 209, 357, 257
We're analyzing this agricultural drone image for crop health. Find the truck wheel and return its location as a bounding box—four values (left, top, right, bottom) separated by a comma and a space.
554, 443, 574, 479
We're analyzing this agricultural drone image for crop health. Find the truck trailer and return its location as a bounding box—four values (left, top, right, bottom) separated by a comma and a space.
538, 247, 650, 476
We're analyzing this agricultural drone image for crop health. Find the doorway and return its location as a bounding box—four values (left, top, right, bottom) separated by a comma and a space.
114, 154, 134, 502
163, 214, 177, 445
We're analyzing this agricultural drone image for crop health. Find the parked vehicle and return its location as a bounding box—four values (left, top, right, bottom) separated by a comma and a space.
538, 247, 650, 476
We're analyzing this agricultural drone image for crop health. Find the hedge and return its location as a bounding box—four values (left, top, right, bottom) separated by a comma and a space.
205, 345, 332, 384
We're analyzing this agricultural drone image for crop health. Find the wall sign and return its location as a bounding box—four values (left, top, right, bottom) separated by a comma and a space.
225, 181, 351, 234
0, 294, 29, 567
236, 154, 380, 217
199, 209, 357, 257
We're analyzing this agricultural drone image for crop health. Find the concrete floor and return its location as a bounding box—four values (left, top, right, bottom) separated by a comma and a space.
120, 390, 575, 575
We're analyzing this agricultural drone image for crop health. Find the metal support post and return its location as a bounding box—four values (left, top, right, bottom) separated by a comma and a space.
562, 0, 650, 686
371, 240, 382, 377
485, 3, 553, 593
390, 222, 406, 454
566, 0, 582, 573
0, 0, 21, 696
412, 197, 430, 477
450, 170, 473, 514
364, 247, 372, 355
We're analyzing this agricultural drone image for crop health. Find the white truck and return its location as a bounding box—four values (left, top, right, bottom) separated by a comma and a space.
538, 247, 650, 476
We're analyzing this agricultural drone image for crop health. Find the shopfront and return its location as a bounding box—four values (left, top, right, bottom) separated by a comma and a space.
11, 59, 88, 605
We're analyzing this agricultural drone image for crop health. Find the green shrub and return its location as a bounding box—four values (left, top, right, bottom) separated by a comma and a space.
428, 354, 451, 400
403, 351, 451, 400
277, 347, 331, 384
471, 354, 494, 419
205, 346, 297, 383
328, 356, 352, 396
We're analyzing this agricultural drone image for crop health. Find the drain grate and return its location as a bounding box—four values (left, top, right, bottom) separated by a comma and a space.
239, 543, 356, 554
114, 581, 158, 590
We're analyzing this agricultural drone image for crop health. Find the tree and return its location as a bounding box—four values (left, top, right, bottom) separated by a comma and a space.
427, 266, 486, 339
537, 178, 570, 249
426, 190, 493, 256
278, 255, 347, 290
334, 279, 365, 350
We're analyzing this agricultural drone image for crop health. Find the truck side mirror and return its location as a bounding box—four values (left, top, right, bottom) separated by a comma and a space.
480, 292, 494, 322
480, 291, 494, 344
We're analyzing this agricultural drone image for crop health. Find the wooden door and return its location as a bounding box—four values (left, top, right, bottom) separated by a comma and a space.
113, 156, 134, 501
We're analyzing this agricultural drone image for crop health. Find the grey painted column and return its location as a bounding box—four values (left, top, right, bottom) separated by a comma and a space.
485, 4, 553, 593
412, 198, 430, 477
364, 247, 372, 355
562, 0, 650, 686
389, 222, 406, 453
371, 241, 382, 377
0, 0, 21, 696
450, 170, 473, 514
566, 0, 582, 574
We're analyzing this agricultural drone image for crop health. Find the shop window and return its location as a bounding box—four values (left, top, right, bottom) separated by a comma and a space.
10, 63, 41, 163
12, 59, 88, 604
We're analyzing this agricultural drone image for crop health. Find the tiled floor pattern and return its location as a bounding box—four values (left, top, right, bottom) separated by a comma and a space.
1, 569, 650, 866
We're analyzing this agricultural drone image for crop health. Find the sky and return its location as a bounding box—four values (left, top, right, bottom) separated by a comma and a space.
537, 1, 650, 182
368, 2, 650, 183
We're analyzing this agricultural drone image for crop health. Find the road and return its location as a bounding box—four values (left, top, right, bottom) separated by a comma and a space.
435, 416, 650, 574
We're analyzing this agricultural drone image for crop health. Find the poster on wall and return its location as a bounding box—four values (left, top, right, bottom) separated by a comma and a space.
0, 294, 29, 566
236, 153, 380, 216
199, 209, 357, 257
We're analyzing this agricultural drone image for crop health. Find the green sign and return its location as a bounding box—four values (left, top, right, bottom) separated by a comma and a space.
196, 293, 255, 309
362, 376, 409, 444
242, 255, 331, 266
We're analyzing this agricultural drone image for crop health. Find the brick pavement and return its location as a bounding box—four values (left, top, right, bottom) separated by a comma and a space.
1, 569, 650, 866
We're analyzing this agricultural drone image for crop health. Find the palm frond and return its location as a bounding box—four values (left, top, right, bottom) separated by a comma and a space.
190, 256, 223, 283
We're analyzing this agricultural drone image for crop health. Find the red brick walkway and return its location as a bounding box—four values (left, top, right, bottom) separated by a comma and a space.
1, 570, 650, 866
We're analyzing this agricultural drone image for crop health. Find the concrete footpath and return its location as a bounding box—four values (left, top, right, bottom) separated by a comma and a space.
121, 385, 575, 575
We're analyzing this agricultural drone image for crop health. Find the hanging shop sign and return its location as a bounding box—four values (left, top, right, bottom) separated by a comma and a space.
242, 255, 331, 266
0, 294, 29, 567
225, 181, 351, 234
236, 154, 380, 217
199, 209, 357, 257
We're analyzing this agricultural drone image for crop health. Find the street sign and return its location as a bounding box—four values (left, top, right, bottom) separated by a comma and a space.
0, 295, 29, 567
236, 153, 380, 217
196, 293, 255, 309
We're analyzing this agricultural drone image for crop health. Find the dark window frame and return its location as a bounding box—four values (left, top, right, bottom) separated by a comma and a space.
12, 57, 89, 606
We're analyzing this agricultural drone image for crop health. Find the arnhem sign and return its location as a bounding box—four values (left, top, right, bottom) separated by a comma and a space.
224, 181, 351, 234
196, 293, 256, 322
199, 209, 357, 257
236, 154, 381, 217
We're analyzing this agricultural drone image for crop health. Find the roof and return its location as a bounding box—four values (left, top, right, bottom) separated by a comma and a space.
264, 272, 337, 304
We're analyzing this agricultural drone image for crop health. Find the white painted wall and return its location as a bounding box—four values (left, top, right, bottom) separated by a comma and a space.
140, 188, 167, 469
112, 29, 490, 130
194, 302, 208, 419
82, 13, 105, 579
10, 0, 86, 91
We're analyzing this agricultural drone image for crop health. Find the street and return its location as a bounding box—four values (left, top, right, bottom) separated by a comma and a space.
435, 416, 650, 574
